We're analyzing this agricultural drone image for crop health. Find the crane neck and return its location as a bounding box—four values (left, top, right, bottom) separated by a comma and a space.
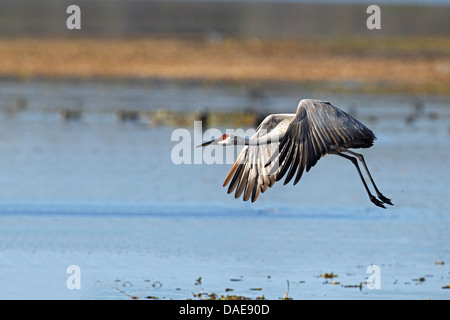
235, 133, 282, 146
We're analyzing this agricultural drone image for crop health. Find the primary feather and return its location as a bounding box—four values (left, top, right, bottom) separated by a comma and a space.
223, 99, 375, 202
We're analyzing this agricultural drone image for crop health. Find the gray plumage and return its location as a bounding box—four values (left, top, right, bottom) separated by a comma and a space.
201, 99, 392, 208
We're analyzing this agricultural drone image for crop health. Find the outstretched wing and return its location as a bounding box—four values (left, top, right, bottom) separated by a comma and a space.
268, 99, 376, 186
223, 114, 294, 202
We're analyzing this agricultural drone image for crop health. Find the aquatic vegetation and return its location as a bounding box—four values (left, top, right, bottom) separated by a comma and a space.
320, 272, 338, 279
0, 36, 448, 95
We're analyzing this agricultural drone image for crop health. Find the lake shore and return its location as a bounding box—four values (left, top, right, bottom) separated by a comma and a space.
1, 35, 449, 95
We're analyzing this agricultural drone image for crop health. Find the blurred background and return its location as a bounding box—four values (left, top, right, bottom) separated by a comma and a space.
0, 0, 449, 300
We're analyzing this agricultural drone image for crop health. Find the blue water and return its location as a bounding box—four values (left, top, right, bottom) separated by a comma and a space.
0, 79, 449, 299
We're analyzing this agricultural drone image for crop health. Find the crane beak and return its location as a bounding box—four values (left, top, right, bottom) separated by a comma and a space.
196, 134, 230, 148
196, 138, 217, 148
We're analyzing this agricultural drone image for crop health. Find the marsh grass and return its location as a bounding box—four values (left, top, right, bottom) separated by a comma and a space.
0, 35, 449, 94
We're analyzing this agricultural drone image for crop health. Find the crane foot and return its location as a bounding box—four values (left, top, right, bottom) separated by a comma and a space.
370, 195, 386, 209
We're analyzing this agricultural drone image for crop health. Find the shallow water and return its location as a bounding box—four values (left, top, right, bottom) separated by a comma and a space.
0, 79, 449, 299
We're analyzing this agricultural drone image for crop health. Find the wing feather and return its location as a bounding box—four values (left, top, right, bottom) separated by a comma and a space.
223, 99, 376, 202
223, 114, 294, 202
271, 99, 376, 185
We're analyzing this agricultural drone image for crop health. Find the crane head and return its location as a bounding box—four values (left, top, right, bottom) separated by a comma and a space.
197, 134, 232, 147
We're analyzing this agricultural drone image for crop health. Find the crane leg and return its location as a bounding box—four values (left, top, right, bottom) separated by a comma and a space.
343, 150, 393, 206
330, 150, 386, 208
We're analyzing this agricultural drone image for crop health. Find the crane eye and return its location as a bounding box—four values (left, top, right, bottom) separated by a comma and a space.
221, 134, 229, 140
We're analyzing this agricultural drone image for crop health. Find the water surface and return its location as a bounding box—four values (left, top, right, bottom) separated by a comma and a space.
0, 79, 448, 299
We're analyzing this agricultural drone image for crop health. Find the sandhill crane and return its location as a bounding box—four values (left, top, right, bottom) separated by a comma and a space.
198, 99, 393, 208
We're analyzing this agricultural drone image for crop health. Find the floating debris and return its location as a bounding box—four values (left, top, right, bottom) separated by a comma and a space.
435, 260, 445, 266
442, 284, 450, 289
97, 280, 138, 299
191, 291, 252, 300
117, 109, 140, 122
195, 277, 202, 285
61, 109, 82, 121
342, 283, 364, 290
218, 295, 251, 300
147, 109, 266, 128
321, 272, 338, 279
282, 280, 292, 300
191, 289, 206, 298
